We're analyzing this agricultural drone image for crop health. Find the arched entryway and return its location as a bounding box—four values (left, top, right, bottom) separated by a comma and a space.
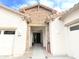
31, 26, 47, 48
27, 25, 51, 53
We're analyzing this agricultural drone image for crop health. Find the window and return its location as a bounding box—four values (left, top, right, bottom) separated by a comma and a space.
4, 31, 15, 35
70, 25, 79, 31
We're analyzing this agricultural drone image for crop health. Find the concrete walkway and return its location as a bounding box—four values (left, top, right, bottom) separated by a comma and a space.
32, 44, 46, 59
0, 44, 75, 59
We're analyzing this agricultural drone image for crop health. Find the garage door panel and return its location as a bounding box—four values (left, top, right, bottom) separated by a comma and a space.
0, 30, 15, 55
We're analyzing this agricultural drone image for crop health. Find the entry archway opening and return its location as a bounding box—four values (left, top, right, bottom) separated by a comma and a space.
28, 26, 51, 53
31, 26, 45, 47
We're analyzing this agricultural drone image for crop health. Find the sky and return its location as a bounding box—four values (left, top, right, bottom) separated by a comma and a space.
0, 0, 79, 12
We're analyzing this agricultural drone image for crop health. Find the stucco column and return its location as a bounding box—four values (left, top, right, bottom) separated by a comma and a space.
44, 18, 51, 53
26, 25, 31, 49
42, 28, 45, 47
45, 25, 48, 51
46, 23, 51, 53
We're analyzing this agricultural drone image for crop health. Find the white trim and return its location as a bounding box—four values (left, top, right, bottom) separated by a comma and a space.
65, 18, 79, 26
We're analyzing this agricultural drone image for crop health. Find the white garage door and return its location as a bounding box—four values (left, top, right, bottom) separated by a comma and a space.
0, 30, 15, 55
69, 25, 79, 57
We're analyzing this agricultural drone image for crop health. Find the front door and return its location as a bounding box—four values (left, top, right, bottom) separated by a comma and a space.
33, 33, 41, 45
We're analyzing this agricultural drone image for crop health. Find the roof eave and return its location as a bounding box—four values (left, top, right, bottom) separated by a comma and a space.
60, 2, 79, 20
0, 4, 25, 16
20, 4, 57, 13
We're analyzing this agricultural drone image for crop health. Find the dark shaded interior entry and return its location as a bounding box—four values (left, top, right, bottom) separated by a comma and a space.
32, 32, 41, 45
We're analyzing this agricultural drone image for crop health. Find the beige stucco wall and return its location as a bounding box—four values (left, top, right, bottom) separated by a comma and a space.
49, 18, 66, 56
